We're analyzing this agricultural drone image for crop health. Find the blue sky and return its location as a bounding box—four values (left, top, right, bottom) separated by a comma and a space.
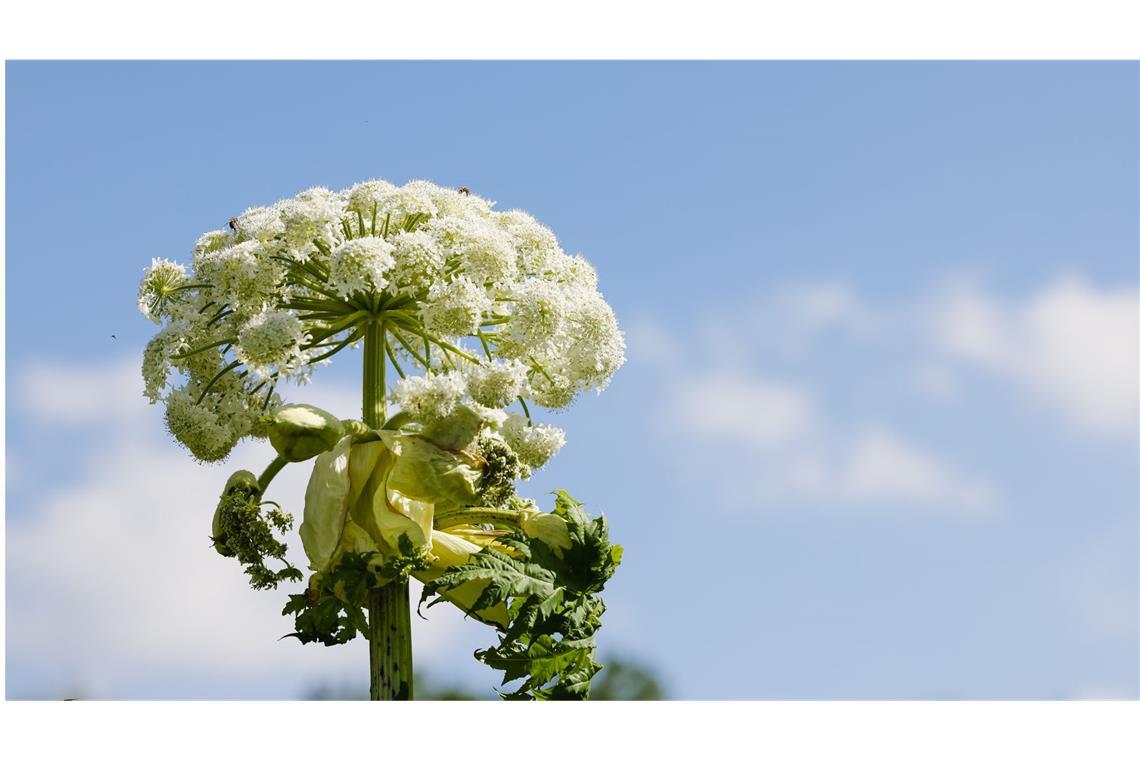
6, 61, 1138, 699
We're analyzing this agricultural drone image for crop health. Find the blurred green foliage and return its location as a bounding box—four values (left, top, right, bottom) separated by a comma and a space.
304, 655, 665, 701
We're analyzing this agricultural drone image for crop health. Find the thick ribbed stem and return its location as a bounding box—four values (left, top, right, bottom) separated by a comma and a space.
363, 319, 413, 701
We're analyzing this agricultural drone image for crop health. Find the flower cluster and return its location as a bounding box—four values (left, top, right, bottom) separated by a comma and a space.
139, 179, 625, 464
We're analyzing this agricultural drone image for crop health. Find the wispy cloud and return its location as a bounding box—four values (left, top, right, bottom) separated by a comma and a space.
630, 273, 1140, 515
672, 372, 817, 448
631, 276, 1008, 514
929, 276, 1139, 435
840, 428, 994, 510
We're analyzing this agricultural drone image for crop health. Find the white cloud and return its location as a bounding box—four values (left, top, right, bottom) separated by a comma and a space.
774, 282, 871, 334
663, 367, 995, 514
634, 274, 1137, 516
6, 357, 489, 699
841, 428, 994, 511
672, 372, 817, 447
631, 276, 1029, 515
932, 276, 1139, 435
702, 282, 876, 360
20, 359, 144, 423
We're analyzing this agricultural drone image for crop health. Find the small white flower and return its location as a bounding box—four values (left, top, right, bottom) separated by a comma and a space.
428, 216, 518, 286
498, 209, 563, 276
387, 230, 445, 294
377, 181, 438, 226
462, 358, 528, 408
504, 279, 567, 349
137, 258, 188, 323
197, 241, 286, 314
561, 292, 625, 389
393, 372, 468, 422
420, 276, 490, 338
327, 237, 397, 297
231, 205, 285, 244
406, 180, 494, 218
344, 179, 397, 219
501, 414, 565, 469
522, 369, 576, 409
164, 387, 239, 462
280, 187, 343, 252
551, 253, 599, 291
141, 324, 189, 402
193, 229, 236, 258
236, 310, 307, 378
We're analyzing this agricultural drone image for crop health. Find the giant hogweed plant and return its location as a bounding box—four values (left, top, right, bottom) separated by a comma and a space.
138, 180, 624, 700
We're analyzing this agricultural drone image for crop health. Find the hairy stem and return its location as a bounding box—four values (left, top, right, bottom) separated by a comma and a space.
363, 319, 413, 701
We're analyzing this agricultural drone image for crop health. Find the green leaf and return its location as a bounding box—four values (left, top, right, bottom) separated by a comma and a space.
282, 548, 429, 647
420, 490, 622, 700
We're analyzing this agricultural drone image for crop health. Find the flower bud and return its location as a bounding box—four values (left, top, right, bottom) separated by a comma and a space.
266, 404, 345, 462
212, 470, 261, 556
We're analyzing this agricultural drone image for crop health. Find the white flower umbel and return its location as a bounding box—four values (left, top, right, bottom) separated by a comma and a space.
236, 310, 308, 379
343, 179, 397, 216
497, 209, 563, 276
328, 237, 397, 297
420, 276, 490, 338
501, 413, 566, 470
142, 324, 190, 402
163, 387, 240, 462
504, 279, 567, 347
195, 240, 286, 315
393, 372, 468, 422
387, 230, 445, 294
138, 178, 623, 463
427, 215, 518, 286
462, 358, 528, 409
138, 258, 188, 323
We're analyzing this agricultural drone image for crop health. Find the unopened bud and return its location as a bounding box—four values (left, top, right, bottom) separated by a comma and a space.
212, 470, 260, 556
266, 404, 345, 462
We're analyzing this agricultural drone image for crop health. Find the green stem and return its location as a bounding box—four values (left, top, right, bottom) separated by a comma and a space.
173, 337, 236, 360
363, 319, 413, 701
432, 508, 524, 530
195, 360, 241, 404
257, 456, 287, 493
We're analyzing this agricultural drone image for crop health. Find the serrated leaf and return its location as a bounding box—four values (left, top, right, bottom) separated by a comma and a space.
420, 490, 621, 700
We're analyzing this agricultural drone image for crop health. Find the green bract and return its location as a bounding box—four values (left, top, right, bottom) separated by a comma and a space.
266, 403, 345, 462
291, 428, 512, 632
383, 434, 481, 510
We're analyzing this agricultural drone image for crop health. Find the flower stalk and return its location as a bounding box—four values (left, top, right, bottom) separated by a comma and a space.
363, 318, 413, 701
